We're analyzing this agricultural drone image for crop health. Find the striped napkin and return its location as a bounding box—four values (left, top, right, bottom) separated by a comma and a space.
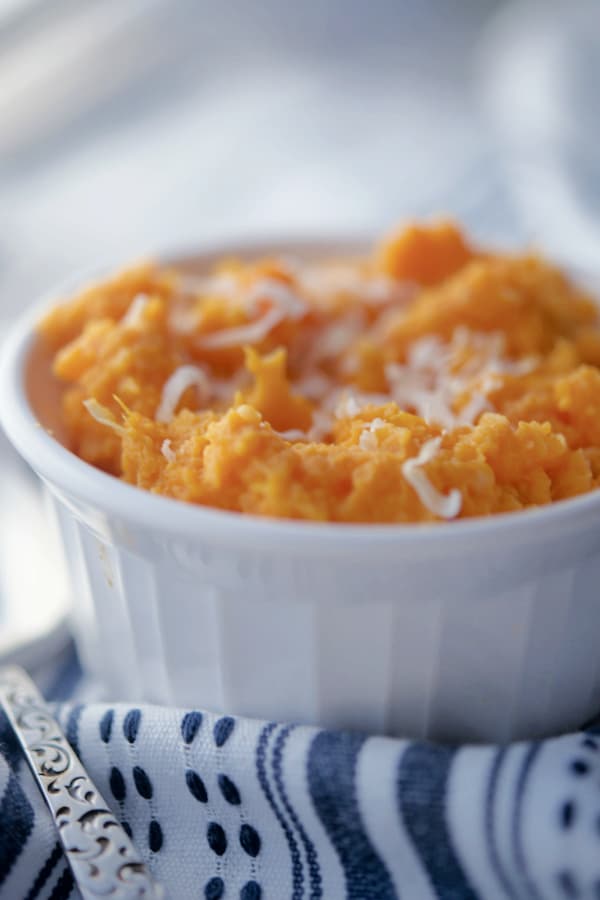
0, 642, 598, 899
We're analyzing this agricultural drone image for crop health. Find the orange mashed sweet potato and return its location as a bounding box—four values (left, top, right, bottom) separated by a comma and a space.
38, 221, 600, 523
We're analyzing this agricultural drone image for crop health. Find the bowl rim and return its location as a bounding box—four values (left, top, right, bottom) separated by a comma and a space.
3, 232, 600, 551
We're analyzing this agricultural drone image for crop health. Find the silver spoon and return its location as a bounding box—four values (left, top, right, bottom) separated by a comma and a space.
0, 665, 165, 899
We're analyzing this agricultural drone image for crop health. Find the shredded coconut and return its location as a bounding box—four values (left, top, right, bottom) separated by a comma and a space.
385, 329, 537, 430
454, 393, 490, 426
488, 355, 538, 377
359, 430, 378, 452
335, 392, 362, 419
156, 366, 209, 423
299, 265, 366, 300
197, 278, 306, 349
170, 275, 243, 335
402, 437, 462, 519
308, 310, 365, 362
169, 305, 201, 335
122, 293, 149, 328
210, 370, 249, 401
294, 372, 332, 400
161, 439, 176, 462
197, 305, 285, 349
245, 278, 306, 318
326, 387, 389, 420
300, 265, 416, 309
307, 409, 334, 442
277, 428, 308, 441
177, 273, 239, 298
359, 417, 386, 451
386, 361, 456, 430
364, 277, 418, 306
83, 399, 126, 435
407, 334, 450, 371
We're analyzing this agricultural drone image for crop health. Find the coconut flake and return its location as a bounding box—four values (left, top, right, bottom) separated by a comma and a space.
170, 275, 240, 334
169, 304, 201, 335
325, 387, 388, 420
277, 428, 308, 441
83, 399, 126, 435
493, 355, 538, 377
306, 396, 387, 442
196, 278, 306, 349
308, 409, 334, 441
245, 278, 306, 317
197, 305, 285, 349
177, 273, 239, 298
385, 328, 536, 430
359, 430, 378, 452
211, 369, 250, 400
308, 310, 365, 362
402, 437, 462, 520
294, 372, 332, 400
407, 335, 450, 372
334, 392, 362, 419
299, 265, 366, 301
364, 277, 418, 306
454, 392, 490, 426
359, 417, 386, 451
386, 361, 457, 430
156, 365, 209, 423
161, 439, 176, 462
122, 293, 150, 328
300, 265, 416, 309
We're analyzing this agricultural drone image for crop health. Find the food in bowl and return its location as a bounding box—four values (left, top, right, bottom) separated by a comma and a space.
3, 225, 600, 742
38, 220, 600, 523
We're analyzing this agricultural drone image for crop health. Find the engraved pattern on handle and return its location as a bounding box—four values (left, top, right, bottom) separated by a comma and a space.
0, 666, 165, 899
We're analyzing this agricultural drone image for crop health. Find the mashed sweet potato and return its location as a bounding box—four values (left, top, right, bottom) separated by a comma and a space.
38, 221, 600, 523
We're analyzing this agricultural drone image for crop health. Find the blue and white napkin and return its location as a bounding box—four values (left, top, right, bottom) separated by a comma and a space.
0, 644, 599, 900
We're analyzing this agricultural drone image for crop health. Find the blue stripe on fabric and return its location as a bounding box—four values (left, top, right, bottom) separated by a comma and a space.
512, 743, 543, 900
123, 709, 142, 744
256, 723, 304, 899
181, 711, 203, 745
273, 725, 322, 900
64, 704, 84, 759
48, 864, 74, 899
213, 717, 235, 748
0, 709, 23, 772
397, 744, 476, 900
485, 749, 518, 900
308, 731, 396, 900
24, 842, 63, 900
0, 771, 34, 886
99, 708, 114, 744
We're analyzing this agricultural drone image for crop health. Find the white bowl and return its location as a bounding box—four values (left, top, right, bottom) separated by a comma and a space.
2, 238, 600, 743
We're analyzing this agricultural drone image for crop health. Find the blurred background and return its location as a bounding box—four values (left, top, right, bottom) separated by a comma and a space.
1, 0, 600, 654
1, 0, 598, 323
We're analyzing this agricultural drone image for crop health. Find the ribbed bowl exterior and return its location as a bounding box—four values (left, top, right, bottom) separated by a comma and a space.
48, 486, 600, 743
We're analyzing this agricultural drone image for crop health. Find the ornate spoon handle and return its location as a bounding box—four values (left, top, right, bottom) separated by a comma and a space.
0, 665, 165, 899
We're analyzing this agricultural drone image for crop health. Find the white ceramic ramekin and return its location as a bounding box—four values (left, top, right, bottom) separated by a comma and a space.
2, 239, 600, 743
